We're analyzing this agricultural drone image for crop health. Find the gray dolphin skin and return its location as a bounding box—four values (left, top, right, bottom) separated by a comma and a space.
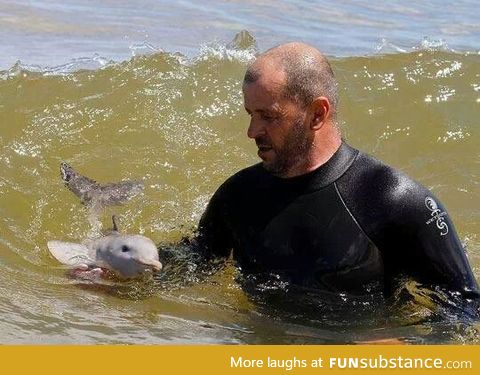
48, 216, 162, 279
60, 162, 144, 207
48, 163, 162, 279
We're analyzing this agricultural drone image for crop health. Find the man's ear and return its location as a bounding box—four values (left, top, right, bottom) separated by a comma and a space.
309, 97, 330, 130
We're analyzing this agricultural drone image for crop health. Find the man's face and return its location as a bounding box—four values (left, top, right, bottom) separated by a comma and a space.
243, 76, 312, 177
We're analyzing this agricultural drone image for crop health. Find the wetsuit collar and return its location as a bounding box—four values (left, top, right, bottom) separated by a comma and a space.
267, 141, 359, 192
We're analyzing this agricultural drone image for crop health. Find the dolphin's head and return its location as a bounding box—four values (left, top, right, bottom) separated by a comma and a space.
95, 234, 162, 279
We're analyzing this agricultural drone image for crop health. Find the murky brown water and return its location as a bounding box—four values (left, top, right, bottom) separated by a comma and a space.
0, 4, 479, 344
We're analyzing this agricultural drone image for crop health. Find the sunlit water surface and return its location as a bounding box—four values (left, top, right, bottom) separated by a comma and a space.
0, 0, 479, 344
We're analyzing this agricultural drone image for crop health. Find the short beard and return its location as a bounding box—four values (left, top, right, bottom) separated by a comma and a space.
263, 118, 312, 177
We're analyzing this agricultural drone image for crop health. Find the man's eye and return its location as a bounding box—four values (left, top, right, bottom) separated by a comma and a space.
261, 114, 276, 121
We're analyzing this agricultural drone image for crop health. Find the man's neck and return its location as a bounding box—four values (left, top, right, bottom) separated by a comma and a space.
281, 130, 342, 178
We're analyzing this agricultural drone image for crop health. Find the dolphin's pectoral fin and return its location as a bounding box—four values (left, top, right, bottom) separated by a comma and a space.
47, 240, 95, 266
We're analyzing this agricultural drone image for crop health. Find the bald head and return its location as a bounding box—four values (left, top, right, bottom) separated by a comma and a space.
244, 42, 338, 119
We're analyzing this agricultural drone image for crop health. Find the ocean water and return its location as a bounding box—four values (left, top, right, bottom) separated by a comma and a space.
0, 0, 479, 344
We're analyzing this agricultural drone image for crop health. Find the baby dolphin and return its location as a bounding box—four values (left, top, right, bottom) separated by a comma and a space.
49, 162, 161, 280
60, 162, 144, 207
48, 215, 162, 279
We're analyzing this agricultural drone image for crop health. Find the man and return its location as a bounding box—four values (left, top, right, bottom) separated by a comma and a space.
198, 42, 479, 299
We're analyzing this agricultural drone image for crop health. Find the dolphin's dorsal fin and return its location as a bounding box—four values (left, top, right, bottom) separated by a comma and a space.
112, 215, 119, 232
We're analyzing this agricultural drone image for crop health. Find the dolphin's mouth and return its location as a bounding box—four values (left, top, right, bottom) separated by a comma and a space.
99, 258, 163, 279
133, 257, 163, 272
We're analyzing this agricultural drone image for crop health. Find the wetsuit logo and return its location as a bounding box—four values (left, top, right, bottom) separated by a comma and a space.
425, 197, 449, 236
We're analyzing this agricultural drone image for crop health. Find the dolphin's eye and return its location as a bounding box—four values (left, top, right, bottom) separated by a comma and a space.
121, 245, 130, 253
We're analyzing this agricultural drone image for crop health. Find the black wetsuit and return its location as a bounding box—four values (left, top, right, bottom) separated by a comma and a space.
199, 142, 479, 298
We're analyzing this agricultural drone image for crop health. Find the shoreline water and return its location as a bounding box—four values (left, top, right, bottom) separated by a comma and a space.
1, 0, 479, 69
1, 33, 478, 79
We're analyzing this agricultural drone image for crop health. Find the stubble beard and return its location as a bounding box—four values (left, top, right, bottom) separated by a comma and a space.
262, 118, 313, 177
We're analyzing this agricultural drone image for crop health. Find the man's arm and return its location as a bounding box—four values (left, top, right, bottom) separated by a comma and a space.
336, 152, 479, 299
154, 184, 234, 287
196, 182, 234, 259
360, 165, 480, 298
380, 180, 480, 299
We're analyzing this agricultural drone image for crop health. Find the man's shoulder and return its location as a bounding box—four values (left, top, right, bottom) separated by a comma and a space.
217, 163, 266, 192
338, 147, 435, 231
344, 149, 429, 203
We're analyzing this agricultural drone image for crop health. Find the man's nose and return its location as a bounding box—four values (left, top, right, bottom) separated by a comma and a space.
247, 118, 266, 139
